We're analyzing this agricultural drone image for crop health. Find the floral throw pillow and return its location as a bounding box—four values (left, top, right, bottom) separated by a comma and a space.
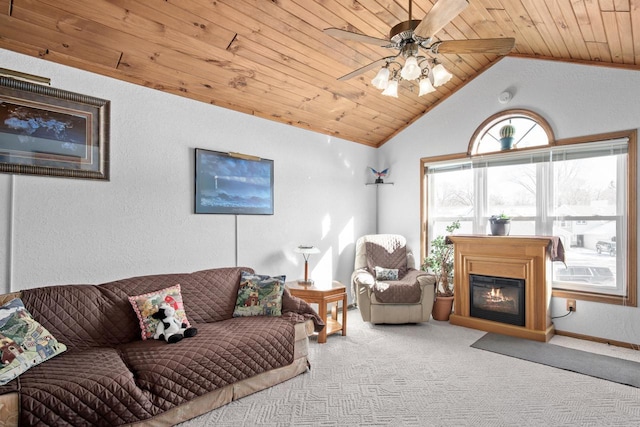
0, 298, 67, 385
374, 266, 399, 281
233, 271, 286, 317
128, 284, 190, 340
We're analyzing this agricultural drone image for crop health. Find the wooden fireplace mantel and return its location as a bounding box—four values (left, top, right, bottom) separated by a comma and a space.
448, 235, 555, 342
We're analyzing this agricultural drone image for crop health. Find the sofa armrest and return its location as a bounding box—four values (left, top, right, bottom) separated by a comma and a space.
281, 289, 325, 332
351, 269, 373, 321
351, 269, 374, 287
417, 273, 437, 300
351, 269, 374, 298
417, 273, 436, 288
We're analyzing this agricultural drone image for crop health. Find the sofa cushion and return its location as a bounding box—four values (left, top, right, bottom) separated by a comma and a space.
181, 267, 253, 323
371, 269, 426, 304
233, 272, 285, 317
21, 285, 141, 349
128, 284, 190, 340
0, 298, 67, 385
19, 268, 253, 350
102, 267, 252, 325
18, 347, 157, 426
118, 317, 295, 411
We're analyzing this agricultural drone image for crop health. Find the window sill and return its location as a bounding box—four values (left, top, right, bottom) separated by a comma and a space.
552, 288, 637, 307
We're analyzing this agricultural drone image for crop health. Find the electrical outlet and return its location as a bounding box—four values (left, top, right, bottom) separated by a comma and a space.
566, 299, 577, 312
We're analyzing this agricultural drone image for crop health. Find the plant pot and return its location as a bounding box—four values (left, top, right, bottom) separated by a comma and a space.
499, 136, 514, 150
432, 295, 454, 321
490, 220, 511, 236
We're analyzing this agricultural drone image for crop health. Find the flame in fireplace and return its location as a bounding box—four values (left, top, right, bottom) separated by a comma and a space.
489, 288, 505, 301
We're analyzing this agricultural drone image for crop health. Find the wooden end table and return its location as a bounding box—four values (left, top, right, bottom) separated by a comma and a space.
286, 280, 347, 344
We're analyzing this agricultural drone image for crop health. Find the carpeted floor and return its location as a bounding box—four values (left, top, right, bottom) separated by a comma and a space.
471, 332, 640, 388
179, 308, 640, 426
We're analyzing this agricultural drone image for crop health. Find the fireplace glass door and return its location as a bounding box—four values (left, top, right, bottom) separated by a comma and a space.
469, 274, 525, 326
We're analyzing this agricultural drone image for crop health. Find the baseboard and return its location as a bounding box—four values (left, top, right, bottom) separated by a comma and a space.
554, 329, 640, 351
343, 308, 639, 351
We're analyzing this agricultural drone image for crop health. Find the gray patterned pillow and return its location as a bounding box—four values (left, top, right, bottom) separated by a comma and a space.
374, 266, 399, 281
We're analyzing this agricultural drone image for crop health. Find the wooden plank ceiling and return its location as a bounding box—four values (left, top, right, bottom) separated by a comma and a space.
0, 0, 639, 147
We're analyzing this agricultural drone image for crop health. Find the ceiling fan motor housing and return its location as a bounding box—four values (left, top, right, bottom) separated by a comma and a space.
390, 20, 425, 43
390, 20, 431, 58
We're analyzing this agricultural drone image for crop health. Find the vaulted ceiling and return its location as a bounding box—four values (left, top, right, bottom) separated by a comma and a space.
0, 0, 639, 147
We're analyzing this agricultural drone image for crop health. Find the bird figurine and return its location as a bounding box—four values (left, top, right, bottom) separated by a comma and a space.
369, 167, 389, 184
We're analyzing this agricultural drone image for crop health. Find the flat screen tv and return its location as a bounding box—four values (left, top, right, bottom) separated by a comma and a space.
195, 148, 274, 215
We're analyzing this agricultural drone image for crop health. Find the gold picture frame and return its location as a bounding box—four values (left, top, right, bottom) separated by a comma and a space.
0, 76, 109, 180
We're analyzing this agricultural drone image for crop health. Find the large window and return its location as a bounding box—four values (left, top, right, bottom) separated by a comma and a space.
422, 127, 637, 306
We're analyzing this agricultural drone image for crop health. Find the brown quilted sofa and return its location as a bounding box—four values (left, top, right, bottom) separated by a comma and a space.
0, 266, 323, 426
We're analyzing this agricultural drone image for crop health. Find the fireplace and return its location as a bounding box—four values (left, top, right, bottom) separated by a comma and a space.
470, 274, 525, 326
447, 235, 555, 342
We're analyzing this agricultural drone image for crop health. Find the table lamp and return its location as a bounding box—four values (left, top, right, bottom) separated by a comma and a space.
294, 245, 320, 285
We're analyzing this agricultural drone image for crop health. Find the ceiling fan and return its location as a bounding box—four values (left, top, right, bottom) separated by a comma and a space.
324, 0, 515, 96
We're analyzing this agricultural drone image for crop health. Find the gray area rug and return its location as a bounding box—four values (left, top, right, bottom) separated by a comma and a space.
471, 332, 640, 388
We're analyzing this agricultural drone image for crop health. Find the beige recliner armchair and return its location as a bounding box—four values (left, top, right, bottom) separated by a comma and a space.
351, 234, 436, 324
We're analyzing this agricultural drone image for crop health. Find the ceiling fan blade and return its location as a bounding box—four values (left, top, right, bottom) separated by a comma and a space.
414, 0, 469, 39
324, 28, 390, 47
434, 38, 516, 55
337, 58, 393, 81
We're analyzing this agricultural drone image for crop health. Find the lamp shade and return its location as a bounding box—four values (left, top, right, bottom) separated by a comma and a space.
419, 78, 436, 96
381, 80, 399, 97
371, 67, 390, 89
400, 56, 421, 80
294, 245, 320, 256
431, 64, 453, 87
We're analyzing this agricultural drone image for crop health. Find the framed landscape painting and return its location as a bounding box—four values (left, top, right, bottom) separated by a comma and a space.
0, 76, 110, 180
195, 148, 274, 215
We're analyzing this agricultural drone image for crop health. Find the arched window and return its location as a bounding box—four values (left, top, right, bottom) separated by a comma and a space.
468, 109, 554, 155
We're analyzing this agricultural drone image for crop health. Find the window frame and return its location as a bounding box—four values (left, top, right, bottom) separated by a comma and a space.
468, 109, 555, 155
420, 129, 637, 307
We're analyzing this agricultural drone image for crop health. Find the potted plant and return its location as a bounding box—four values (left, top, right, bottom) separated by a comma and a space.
489, 213, 511, 236
422, 220, 461, 321
499, 123, 515, 150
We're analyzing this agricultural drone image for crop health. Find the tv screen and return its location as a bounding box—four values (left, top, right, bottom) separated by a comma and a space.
195, 148, 274, 215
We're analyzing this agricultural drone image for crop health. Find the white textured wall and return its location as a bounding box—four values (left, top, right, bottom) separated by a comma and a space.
378, 56, 640, 345
0, 48, 377, 300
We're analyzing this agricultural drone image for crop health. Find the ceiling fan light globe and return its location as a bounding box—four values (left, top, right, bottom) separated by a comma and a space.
371, 67, 390, 89
419, 78, 436, 96
432, 64, 453, 87
381, 80, 399, 97
400, 56, 421, 80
